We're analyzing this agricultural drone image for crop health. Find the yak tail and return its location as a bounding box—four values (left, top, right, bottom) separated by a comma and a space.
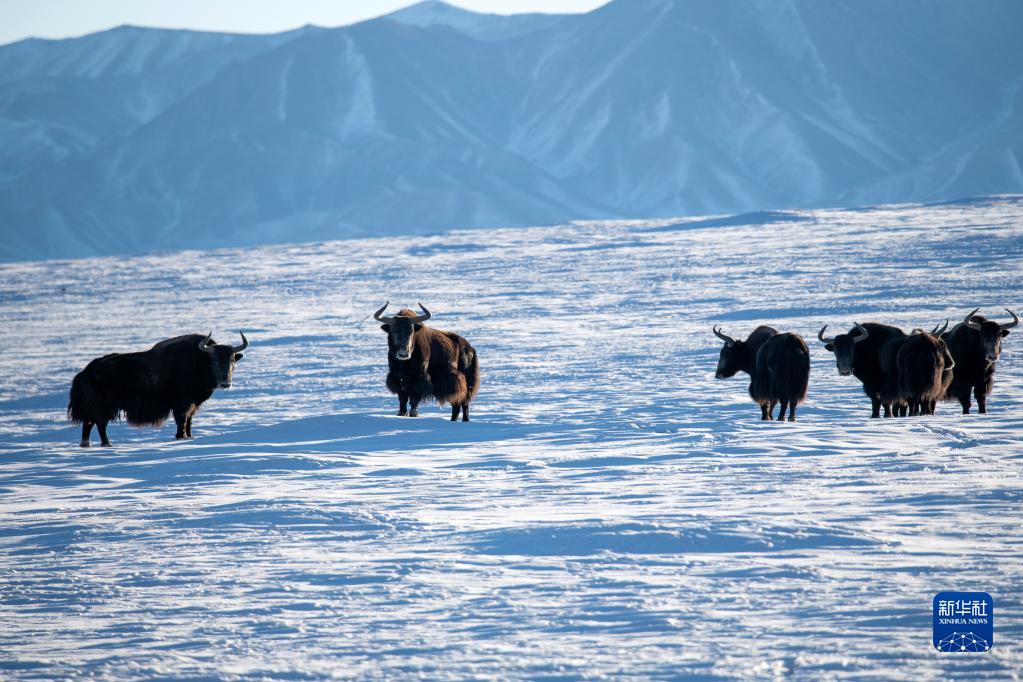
463, 344, 480, 403
67, 371, 87, 423
67, 370, 118, 424
773, 343, 810, 405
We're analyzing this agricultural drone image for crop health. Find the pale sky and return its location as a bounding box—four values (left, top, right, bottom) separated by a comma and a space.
0, 0, 609, 46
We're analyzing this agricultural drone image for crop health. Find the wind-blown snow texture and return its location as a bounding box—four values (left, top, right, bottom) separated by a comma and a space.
2, 0, 1023, 261
1, 197, 1022, 679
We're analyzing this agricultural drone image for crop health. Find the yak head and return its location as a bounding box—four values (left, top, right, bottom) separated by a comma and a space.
962, 307, 1018, 363
817, 322, 869, 376
199, 331, 247, 388
375, 302, 431, 362
712, 326, 745, 378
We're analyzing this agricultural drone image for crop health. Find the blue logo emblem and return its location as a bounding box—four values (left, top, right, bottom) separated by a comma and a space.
933, 592, 993, 652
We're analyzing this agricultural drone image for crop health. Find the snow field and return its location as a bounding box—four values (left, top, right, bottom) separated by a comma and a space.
1, 197, 1022, 679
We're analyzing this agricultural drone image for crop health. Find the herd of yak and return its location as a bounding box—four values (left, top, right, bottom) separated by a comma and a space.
67, 304, 1015, 446
714, 307, 1018, 422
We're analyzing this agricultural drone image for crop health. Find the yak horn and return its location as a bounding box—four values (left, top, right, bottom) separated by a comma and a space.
931, 319, 949, 336
713, 325, 736, 346
1001, 308, 1019, 331
233, 331, 248, 353
199, 331, 215, 353
374, 302, 394, 324
413, 302, 432, 324
817, 325, 835, 344
963, 307, 982, 330
852, 322, 869, 343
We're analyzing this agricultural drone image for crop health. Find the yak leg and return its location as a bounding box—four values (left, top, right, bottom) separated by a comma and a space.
450, 404, 461, 421
409, 394, 421, 418
97, 421, 111, 447
80, 421, 93, 448
760, 403, 770, 421
975, 385, 988, 414
397, 390, 409, 417
882, 401, 892, 418
173, 408, 189, 439
788, 404, 797, 422
461, 402, 470, 422
955, 387, 971, 414
185, 415, 193, 438
870, 396, 882, 419
776, 401, 788, 422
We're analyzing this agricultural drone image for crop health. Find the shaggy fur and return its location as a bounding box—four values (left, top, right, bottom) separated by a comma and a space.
715, 326, 810, 422
382, 310, 479, 421
820, 322, 906, 418
68, 334, 245, 446
941, 314, 1013, 414
896, 332, 954, 416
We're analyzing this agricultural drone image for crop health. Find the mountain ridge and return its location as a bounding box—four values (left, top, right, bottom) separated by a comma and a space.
1, 0, 1021, 261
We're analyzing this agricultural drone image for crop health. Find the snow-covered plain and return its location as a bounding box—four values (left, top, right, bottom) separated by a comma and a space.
1, 197, 1022, 680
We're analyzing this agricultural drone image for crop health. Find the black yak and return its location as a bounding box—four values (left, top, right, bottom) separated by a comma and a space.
713, 325, 810, 421
818, 322, 906, 418
941, 307, 1018, 414
68, 332, 248, 447
897, 322, 954, 417
375, 302, 479, 421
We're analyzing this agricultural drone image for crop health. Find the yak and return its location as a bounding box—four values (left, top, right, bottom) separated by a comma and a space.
818, 322, 907, 418
896, 321, 954, 417
713, 325, 810, 421
941, 307, 1018, 414
375, 302, 479, 421
68, 332, 248, 447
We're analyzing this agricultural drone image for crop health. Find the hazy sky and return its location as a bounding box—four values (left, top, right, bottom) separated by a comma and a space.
0, 0, 608, 46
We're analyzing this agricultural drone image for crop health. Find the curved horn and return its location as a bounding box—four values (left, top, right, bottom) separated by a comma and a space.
931, 319, 949, 336
373, 301, 395, 324
232, 331, 248, 353
199, 330, 215, 353
817, 324, 835, 344
852, 322, 869, 343
412, 302, 432, 324
963, 307, 981, 330
713, 325, 736, 346
1001, 308, 1019, 331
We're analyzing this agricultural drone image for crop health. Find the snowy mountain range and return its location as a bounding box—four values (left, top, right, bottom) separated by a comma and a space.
2, 0, 1022, 261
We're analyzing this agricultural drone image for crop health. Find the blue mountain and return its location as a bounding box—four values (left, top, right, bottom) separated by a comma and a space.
1, 0, 1021, 260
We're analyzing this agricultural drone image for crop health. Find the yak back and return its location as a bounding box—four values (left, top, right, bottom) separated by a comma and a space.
754, 333, 810, 404
896, 333, 945, 403
69, 334, 216, 426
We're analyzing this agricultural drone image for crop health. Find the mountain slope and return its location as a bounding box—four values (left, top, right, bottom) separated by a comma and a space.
1, 0, 1022, 260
